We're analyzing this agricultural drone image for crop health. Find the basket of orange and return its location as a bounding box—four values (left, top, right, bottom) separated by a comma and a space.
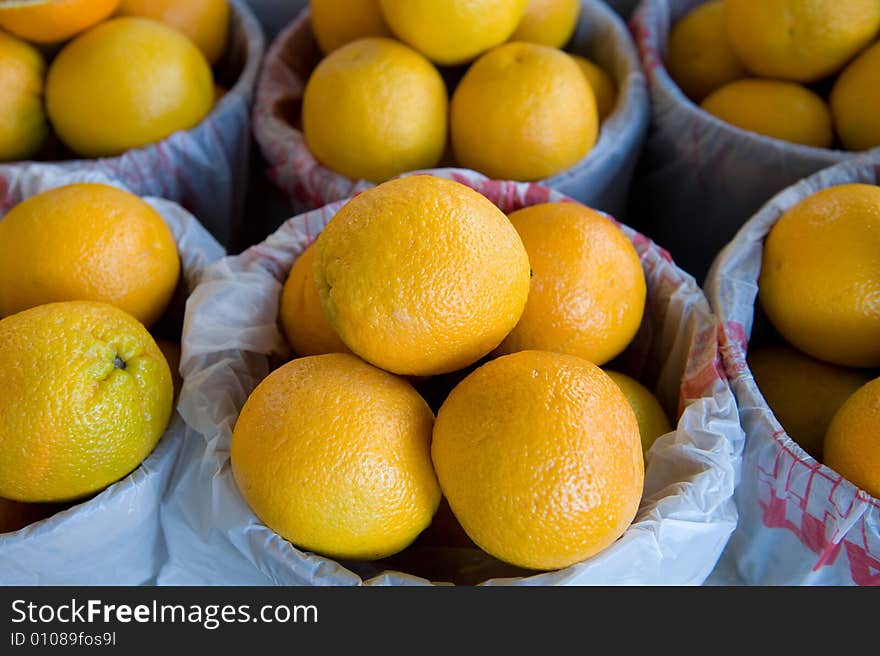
705, 154, 880, 585
0, 0, 264, 246
252, 0, 649, 222
0, 169, 223, 585
156, 169, 742, 586
629, 0, 880, 280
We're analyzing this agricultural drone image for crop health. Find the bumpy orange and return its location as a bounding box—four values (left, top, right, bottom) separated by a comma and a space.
45, 17, 214, 158
666, 1, 746, 102
279, 242, 349, 357
759, 184, 880, 368
509, 0, 580, 49
748, 345, 874, 461
0, 30, 47, 162
231, 353, 441, 561
451, 41, 598, 181
117, 0, 230, 64
701, 79, 833, 148
0, 183, 181, 328
0, 301, 173, 503
496, 202, 646, 366
302, 38, 447, 184
314, 176, 531, 376
432, 351, 644, 571
379, 0, 528, 66
824, 377, 880, 499
310, 0, 391, 54
0, 0, 119, 43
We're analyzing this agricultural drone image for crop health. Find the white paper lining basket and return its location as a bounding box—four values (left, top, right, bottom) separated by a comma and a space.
0, 0, 265, 249
704, 153, 880, 586
251, 0, 650, 221
627, 0, 864, 281
158, 168, 743, 586
0, 167, 225, 586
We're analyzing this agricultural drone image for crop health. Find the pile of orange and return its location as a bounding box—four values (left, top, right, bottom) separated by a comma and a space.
0, 182, 183, 533
666, 0, 880, 150
231, 174, 672, 575
0, 0, 229, 162
750, 183, 880, 500
299, 0, 617, 184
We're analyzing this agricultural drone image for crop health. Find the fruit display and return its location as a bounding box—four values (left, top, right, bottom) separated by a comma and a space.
252, 0, 648, 217
157, 169, 740, 587
705, 157, 880, 586
665, 0, 880, 150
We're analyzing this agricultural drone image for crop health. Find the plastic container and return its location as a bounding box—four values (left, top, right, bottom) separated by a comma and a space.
0, 167, 225, 585
159, 168, 743, 586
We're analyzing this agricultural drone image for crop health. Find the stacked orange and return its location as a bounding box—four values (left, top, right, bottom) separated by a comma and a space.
231, 173, 670, 574
299, 0, 617, 185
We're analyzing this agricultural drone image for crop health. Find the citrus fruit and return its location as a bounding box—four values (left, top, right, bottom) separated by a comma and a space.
279, 242, 349, 357
155, 338, 182, 401
0, 183, 181, 328
451, 41, 598, 181
723, 0, 880, 83
0, 30, 47, 161
759, 184, 880, 368
509, 0, 580, 49
665, 0, 746, 102
748, 345, 874, 461
571, 55, 616, 121
0, 498, 59, 534
701, 79, 833, 148
45, 17, 214, 158
432, 350, 644, 571
231, 353, 440, 561
310, 0, 391, 54
117, 0, 230, 64
830, 41, 880, 152
314, 176, 530, 376
824, 376, 880, 498
605, 370, 672, 455
379, 0, 528, 66
0, 301, 173, 503
0, 0, 119, 44
496, 202, 646, 366
302, 37, 447, 184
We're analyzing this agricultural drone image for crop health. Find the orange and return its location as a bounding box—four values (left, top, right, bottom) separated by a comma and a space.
666, 1, 746, 102
571, 55, 616, 122
302, 37, 447, 184
45, 17, 214, 158
155, 338, 182, 401
0, 182, 181, 328
379, 0, 529, 66
509, 0, 580, 49
496, 202, 646, 366
0, 301, 173, 502
830, 41, 880, 152
432, 350, 644, 571
759, 184, 880, 368
451, 41, 598, 181
314, 176, 530, 376
0, 29, 47, 161
701, 79, 833, 148
0, 0, 119, 44
278, 242, 349, 357
231, 353, 440, 561
723, 0, 880, 83
310, 0, 391, 54
605, 370, 672, 455
748, 345, 874, 461
117, 0, 230, 64
824, 376, 880, 498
